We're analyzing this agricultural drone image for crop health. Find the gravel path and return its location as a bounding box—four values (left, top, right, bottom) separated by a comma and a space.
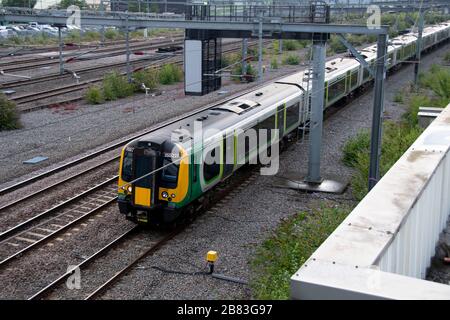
96, 42, 450, 300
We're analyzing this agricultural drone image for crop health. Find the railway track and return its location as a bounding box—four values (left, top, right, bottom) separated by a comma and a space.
11, 55, 175, 112
0, 179, 118, 267
25, 164, 258, 300
10, 40, 267, 112
0, 37, 184, 73
0, 34, 183, 59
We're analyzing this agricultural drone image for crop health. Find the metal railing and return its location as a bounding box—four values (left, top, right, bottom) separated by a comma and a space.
291, 102, 450, 300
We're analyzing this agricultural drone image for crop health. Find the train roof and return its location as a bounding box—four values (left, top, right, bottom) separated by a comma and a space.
131, 81, 302, 147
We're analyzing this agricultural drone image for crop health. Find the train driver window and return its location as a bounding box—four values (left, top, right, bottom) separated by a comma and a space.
122, 150, 133, 182
161, 157, 179, 188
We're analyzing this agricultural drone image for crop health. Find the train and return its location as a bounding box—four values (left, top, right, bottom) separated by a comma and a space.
117, 21, 450, 225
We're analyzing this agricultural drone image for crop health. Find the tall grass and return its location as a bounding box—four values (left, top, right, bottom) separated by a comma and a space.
159, 64, 183, 85
0, 94, 21, 131
282, 54, 301, 65
343, 64, 450, 200
250, 206, 350, 299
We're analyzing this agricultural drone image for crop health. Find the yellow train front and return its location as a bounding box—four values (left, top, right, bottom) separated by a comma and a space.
117, 136, 191, 225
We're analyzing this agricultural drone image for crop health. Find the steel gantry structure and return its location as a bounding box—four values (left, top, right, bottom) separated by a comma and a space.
0, 4, 389, 191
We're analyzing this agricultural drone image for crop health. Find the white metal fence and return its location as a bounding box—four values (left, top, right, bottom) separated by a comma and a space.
291, 102, 450, 300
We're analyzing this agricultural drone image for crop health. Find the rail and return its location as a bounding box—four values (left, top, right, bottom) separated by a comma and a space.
291, 102, 450, 300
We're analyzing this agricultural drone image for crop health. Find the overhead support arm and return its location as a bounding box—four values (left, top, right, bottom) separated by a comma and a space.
337, 33, 375, 78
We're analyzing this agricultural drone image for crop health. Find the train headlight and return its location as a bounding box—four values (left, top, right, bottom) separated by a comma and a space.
127, 186, 132, 193
171, 193, 176, 198
162, 191, 169, 199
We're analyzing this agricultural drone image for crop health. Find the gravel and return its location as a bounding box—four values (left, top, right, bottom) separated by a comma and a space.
95, 43, 450, 299
0, 202, 135, 300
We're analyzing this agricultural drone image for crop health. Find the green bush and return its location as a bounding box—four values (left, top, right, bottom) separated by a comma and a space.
221, 52, 241, 68
83, 30, 100, 42
104, 28, 119, 40
282, 54, 300, 65
272, 40, 280, 53
342, 130, 370, 167
232, 63, 256, 82
344, 122, 423, 200
0, 94, 21, 131
159, 64, 183, 85
445, 52, 450, 64
328, 35, 346, 54
85, 85, 104, 104
102, 71, 134, 101
133, 69, 159, 91
270, 57, 278, 70
403, 94, 431, 127
393, 91, 404, 103
419, 65, 450, 103
283, 39, 299, 51
250, 206, 350, 299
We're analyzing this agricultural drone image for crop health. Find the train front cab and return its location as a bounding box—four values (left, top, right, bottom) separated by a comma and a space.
117, 140, 190, 224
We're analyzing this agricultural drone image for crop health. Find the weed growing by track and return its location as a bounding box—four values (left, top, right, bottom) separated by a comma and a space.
0, 93, 21, 131
250, 205, 350, 299
282, 53, 301, 65
85, 66, 177, 104
159, 64, 183, 85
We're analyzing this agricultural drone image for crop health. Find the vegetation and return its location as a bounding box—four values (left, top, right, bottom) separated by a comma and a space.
444, 52, 450, 64
393, 91, 404, 103
0, 94, 21, 131
343, 64, 450, 200
102, 71, 134, 101
85, 86, 104, 105
2, 0, 36, 7
419, 65, 450, 105
232, 63, 257, 82
133, 69, 159, 92
58, 0, 87, 9
283, 39, 300, 51
251, 206, 350, 299
158, 64, 183, 85
85, 68, 162, 104
345, 122, 424, 200
282, 53, 301, 65
270, 57, 278, 70
221, 52, 242, 69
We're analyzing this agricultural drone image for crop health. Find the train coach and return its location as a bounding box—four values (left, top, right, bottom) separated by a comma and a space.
117, 21, 450, 225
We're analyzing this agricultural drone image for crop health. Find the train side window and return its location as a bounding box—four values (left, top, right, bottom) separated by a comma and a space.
285, 102, 300, 130
258, 114, 276, 143
204, 146, 220, 182
328, 77, 346, 102
350, 69, 358, 88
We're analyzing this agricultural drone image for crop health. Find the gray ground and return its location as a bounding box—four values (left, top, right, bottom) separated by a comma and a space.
95, 44, 449, 299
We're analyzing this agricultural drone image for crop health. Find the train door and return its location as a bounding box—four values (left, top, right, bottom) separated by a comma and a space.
223, 133, 234, 178
277, 104, 285, 138
200, 140, 223, 191
132, 149, 156, 208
